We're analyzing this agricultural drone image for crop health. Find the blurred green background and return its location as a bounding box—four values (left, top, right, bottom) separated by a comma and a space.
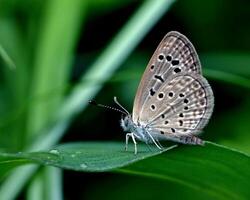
0, 0, 250, 199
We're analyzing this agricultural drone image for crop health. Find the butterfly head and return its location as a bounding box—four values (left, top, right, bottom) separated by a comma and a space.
120, 114, 134, 132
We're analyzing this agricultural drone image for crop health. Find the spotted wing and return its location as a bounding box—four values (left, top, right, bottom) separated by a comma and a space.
132, 31, 202, 123
143, 73, 214, 140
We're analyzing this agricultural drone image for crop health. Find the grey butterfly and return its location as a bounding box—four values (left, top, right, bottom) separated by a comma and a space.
119, 31, 214, 154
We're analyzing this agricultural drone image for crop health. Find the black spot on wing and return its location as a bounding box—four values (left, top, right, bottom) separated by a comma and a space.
154, 75, 165, 83
150, 88, 155, 96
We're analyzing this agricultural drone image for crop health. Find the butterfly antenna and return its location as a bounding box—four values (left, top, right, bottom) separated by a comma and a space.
89, 100, 128, 115
113, 97, 130, 115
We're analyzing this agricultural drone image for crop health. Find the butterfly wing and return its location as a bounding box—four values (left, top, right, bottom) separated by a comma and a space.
144, 73, 214, 138
132, 31, 214, 143
133, 31, 202, 123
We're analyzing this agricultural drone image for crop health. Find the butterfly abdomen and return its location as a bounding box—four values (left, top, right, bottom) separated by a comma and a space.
179, 135, 204, 145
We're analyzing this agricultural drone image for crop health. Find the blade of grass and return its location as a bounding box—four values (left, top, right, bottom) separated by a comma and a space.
0, 165, 38, 200
27, 171, 44, 200
26, 0, 85, 199
26, 167, 63, 200
0, 44, 16, 70
27, 0, 84, 138
45, 168, 63, 200
0, 18, 30, 150
201, 52, 250, 77
204, 68, 250, 89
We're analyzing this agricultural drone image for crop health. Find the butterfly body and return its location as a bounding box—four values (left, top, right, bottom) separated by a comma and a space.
121, 109, 204, 154
121, 31, 214, 154
121, 115, 152, 144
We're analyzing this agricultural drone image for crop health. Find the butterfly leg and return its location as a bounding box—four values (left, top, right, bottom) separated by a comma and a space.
146, 131, 162, 150
155, 139, 164, 149
131, 133, 138, 154
151, 137, 162, 150
125, 133, 130, 151
125, 133, 137, 154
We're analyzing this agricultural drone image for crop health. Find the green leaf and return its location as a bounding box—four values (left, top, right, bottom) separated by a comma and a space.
0, 142, 250, 199
118, 142, 250, 200
0, 143, 177, 172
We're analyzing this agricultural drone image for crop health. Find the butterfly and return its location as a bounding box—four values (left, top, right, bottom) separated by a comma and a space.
118, 31, 214, 154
